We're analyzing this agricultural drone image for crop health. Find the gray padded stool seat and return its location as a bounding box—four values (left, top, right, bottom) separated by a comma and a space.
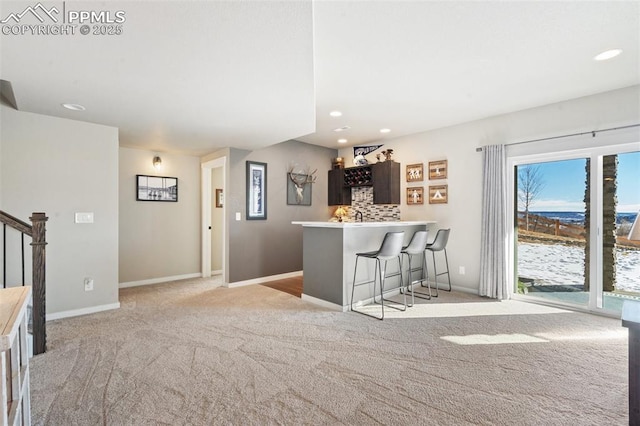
350, 231, 405, 320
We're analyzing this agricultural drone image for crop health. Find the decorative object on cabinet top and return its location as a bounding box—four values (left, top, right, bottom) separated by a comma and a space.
353, 144, 384, 166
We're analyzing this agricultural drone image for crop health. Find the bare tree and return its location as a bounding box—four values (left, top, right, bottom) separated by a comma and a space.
518, 165, 545, 231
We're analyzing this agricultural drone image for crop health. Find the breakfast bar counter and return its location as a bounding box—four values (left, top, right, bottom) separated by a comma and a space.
292, 221, 436, 310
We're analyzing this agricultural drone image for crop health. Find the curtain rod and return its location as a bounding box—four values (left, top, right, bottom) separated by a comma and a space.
475, 123, 640, 152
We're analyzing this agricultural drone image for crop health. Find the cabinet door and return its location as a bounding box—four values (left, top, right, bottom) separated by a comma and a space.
328, 169, 351, 206
372, 161, 400, 204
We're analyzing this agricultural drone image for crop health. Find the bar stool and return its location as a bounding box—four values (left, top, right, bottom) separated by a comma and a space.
350, 231, 405, 320
424, 229, 451, 297
400, 230, 429, 305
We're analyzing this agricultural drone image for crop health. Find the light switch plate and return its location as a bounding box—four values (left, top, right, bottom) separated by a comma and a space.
75, 212, 94, 223
235, 212, 241, 221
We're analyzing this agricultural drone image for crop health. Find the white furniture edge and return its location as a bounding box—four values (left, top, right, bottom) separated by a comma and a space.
292, 221, 435, 228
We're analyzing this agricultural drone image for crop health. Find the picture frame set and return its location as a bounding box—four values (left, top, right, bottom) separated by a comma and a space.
136, 175, 178, 202
246, 161, 267, 220
406, 160, 448, 205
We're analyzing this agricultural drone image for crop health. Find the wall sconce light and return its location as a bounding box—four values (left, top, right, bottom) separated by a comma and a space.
153, 156, 162, 170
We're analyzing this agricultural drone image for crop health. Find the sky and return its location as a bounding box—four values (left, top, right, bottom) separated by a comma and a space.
520, 151, 640, 213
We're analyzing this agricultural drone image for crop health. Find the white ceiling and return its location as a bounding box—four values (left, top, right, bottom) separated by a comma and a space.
1, 1, 638, 155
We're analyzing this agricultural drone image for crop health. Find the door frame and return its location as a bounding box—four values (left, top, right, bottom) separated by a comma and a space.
507, 141, 639, 315
201, 156, 227, 283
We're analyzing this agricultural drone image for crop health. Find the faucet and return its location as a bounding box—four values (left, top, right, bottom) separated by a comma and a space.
355, 210, 363, 222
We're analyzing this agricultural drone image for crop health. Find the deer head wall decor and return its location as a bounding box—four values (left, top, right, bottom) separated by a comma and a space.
287, 165, 317, 204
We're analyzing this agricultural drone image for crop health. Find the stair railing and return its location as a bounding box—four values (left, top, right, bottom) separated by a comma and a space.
0, 211, 48, 355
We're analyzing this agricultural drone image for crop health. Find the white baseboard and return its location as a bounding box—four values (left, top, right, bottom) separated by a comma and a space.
48, 302, 121, 321
227, 270, 302, 288
451, 284, 479, 295
119, 272, 202, 289
301, 294, 347, 312
211, 270, 222, 276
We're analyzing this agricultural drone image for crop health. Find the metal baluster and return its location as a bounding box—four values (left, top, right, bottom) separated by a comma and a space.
2, 223, 5, 288
21, 232, 25, 286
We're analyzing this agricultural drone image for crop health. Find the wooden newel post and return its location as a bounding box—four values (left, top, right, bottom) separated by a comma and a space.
622, 300, 640, 425
30, 212, 48, 355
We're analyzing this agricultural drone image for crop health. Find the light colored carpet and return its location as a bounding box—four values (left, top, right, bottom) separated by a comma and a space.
30, 278, 628, 425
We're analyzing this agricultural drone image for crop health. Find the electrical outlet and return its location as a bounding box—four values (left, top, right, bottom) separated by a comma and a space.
75, 212, 94, 223
84, 277, 94, 291
235, 212, 241, 221
459, 266, 466, 275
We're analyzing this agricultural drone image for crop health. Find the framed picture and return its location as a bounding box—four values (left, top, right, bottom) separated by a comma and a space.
428, 160, 448, 180
246, 161, 267, 220
407, 187, 424, 205
287, 172, 312, 206
406, 163, 423, 182
429, 185, 448, 204
215, 189, 224, 208
136, 175, 178, 202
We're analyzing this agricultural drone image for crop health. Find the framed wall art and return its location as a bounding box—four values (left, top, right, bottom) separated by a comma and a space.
215, 189, 224, 208
136, 175, 178, 202
428, 160, 448, 180
246, 161, 267, 220
429, 185, 448, 204
406, 187, 424, 205
406, 163, 423, 182
287, 172, 312, 206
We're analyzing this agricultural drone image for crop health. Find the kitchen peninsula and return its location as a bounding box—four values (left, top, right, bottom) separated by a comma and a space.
292, 221, 436, 310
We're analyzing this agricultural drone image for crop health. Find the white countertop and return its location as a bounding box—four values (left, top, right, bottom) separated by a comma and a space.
292, 221, 435, 228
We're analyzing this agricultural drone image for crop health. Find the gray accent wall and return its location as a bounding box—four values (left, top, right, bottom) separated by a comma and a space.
226, 140, 337, 283
0, 105, 119, 315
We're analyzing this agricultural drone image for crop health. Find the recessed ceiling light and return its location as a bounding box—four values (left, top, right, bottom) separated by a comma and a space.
594, 49, 622, 61
329, 111, 342, 117
380, 128, 391, 133
333, 126, 350, 132
62, 103, 86, 111
338, 138, 347, 144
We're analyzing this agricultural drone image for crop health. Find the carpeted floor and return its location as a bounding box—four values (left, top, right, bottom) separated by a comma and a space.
30, 278, 628, 425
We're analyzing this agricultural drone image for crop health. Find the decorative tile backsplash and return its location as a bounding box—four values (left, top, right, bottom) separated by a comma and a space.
348, 187, 401, 222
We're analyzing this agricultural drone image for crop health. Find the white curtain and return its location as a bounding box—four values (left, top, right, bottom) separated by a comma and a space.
479, 144, 508, 299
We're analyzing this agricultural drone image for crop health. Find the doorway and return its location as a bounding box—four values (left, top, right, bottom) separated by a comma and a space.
510, 146, 640, 315
201, 157, 226, 283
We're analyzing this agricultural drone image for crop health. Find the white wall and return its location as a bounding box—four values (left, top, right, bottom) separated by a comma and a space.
0, 105, 119, 315
339, 85, 640, 293
119, 147, 201, 284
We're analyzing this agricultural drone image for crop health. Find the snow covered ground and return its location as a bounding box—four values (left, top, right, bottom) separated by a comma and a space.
517, 242, 640, 293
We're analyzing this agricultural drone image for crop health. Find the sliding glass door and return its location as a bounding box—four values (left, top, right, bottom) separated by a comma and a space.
512, 147, 640, 315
